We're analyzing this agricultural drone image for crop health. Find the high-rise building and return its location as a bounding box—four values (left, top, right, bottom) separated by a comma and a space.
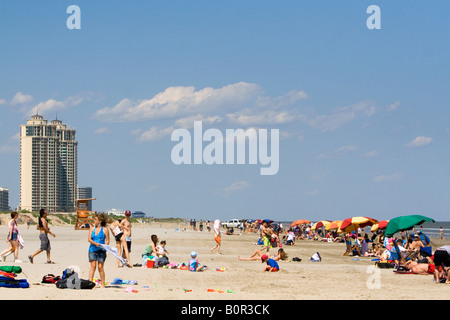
0, 187, 9, 212
20, 115, 78, 213
78, 187, 93, 211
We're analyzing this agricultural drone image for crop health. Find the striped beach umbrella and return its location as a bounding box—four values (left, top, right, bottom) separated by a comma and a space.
311, 220, 332, 230
371, 220, 390, 232
340, 216, 378, 233
325, 220, 343, 231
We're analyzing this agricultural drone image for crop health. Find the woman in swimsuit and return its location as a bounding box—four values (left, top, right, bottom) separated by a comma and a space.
109, 218, 132, 268
238, 248, 288, 261
88, 213, 110, 288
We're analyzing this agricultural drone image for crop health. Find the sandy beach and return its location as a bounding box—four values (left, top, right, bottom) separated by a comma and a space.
0, 221, 449, 300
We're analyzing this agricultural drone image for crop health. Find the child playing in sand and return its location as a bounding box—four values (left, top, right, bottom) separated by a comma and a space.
261, 254, 279, 272
157, 240, 169, 257
188, 251, 206, 272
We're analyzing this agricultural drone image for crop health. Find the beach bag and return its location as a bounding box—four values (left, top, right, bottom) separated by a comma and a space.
375, 261, 395, 269
56, 269, 95, 289
56, 277, 96, 290
0, 276, 29, 288
310, 252, 322, 262
41, 274, 61, 284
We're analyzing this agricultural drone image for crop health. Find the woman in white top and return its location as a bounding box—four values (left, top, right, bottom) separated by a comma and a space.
0, 212, 21, 262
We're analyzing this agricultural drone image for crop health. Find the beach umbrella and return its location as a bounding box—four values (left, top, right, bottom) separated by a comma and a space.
339, 216, 378, 233
325, 220, 343, 231
263, 219, 273, 224
291, 219, 311, 227
311, 220, 332, 230
384, 215, 435, 237
371, 220, 390, 232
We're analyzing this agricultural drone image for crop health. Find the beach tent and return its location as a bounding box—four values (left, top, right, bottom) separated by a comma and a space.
371, 220, 390, 232
384, 215, 435, 237
291, 219, 311, 227
339, 216, 378, 233
311, 220, 332, 230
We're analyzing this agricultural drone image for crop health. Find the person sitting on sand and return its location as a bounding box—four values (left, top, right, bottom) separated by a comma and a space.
239, 248, 288, 262
188, 251, 206, 272
261, 254, 279, 272
408, 234, 424, 257
142, 234, 159, 267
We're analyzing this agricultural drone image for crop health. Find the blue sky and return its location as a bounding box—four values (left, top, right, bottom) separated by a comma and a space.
1, 0, 450, 221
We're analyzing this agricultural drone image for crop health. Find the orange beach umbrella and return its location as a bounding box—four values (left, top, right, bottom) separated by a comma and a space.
291, 219, 311, 227
325, 220, 343, 231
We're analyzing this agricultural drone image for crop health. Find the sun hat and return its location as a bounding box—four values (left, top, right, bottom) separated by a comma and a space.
261, 254, 268, 262
191, 251, 198, 258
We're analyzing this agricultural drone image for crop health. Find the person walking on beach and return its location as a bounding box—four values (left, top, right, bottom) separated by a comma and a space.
210, 219, 221, 254
260, 220, 272, 253
28, 208, 55, 264
0, 212, 22, 262
88, 213, 110, 288
121, 210, 132, 263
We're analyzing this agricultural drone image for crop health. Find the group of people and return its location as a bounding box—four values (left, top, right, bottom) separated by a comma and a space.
0, 209, 56, 264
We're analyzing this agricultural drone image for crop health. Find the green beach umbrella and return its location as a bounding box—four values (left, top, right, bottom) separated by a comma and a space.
384, 215, 435, 237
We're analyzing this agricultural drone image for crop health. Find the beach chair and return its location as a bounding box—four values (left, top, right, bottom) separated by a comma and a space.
343, 239, 362, 256
388, 249, 413, 264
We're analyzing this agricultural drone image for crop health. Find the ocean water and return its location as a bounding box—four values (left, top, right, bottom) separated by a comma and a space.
278, 220, 450, 239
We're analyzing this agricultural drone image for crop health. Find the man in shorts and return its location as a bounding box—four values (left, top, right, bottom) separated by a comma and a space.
260, 221, 272, 253
433, 246, 450, 284
28, 208, 56, 264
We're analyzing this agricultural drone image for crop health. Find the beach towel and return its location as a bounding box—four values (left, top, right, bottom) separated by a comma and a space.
0, 276, 29, 288
310, 252, 322, 262
0, 266, 22, 274
99, 243, 127, 265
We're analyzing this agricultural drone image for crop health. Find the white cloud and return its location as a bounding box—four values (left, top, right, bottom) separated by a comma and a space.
0, 144, 19, 154
94, 128, 111, 134
318, 145, 357, 159
223, 181, 250, 195
11, 92, 33, 105
94, 82, 263, 122
405, 136, 433, 147
363, 150, 379, 157
303, 101, 377, 132
138, 126, 175, 142
174, 114, 222, 129
373, 172, 404, 183
27, 94, 89, 117
0, 98, 7, 105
